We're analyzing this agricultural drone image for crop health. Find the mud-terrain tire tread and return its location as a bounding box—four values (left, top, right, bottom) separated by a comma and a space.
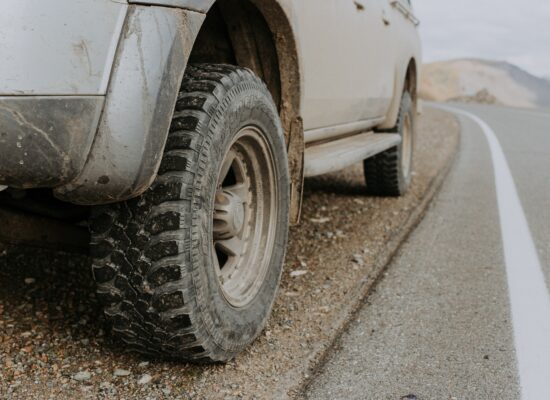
90, 64, 289, 362
364, 92, 414, 196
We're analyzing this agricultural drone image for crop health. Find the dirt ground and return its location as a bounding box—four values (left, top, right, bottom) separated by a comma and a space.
0, 109, 459, 400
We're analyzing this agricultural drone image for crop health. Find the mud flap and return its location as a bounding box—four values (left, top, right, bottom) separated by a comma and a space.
288, 116, 304, 225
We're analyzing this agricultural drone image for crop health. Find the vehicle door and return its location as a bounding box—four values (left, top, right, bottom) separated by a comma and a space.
297, 0, 395, 131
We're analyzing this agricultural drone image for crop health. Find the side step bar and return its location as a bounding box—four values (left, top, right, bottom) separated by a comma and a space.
304, 132, 401, 177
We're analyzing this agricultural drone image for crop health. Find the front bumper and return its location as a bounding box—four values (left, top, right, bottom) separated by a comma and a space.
0, 0, 125, 190
0, 96, 103, 188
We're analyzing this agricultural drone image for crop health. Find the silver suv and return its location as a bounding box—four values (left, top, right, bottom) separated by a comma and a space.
0, 0, 421, 362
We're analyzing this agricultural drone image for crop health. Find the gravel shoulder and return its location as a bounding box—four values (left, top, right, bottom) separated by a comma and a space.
0, 109, 459, 400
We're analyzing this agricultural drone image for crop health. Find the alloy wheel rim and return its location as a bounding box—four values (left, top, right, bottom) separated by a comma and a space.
212, 126, 278, 308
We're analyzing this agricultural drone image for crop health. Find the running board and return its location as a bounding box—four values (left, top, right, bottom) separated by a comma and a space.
304, 132, 401, 177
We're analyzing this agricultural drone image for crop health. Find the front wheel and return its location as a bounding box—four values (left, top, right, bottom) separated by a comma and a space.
89, 64, 290, 362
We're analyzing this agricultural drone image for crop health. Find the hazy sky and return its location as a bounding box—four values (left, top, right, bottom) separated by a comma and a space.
413, 0, 550, 77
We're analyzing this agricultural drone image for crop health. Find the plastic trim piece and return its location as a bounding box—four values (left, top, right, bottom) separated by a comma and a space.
390, 0, 420, 26
0, 96, 104, 188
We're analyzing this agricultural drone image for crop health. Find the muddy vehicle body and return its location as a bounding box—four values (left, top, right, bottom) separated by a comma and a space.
0, 0, 421, 361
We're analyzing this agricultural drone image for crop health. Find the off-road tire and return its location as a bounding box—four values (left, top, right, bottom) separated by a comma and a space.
89, 64, 290, 362
364, 92, 415, 196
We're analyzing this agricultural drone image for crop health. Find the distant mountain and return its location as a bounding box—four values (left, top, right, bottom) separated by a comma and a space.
419, 59, 550, 109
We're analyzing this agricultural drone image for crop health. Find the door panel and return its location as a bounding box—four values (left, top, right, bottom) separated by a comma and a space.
297, 0, 395, 130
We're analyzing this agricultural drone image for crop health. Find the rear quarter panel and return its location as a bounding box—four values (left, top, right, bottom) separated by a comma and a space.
379, 0, 421, 129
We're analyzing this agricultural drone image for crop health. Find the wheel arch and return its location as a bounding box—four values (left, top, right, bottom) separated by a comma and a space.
379, 57, 419, 130
57, 1, 304, 222
188, 0, 304, 223
404, 57, 418, 106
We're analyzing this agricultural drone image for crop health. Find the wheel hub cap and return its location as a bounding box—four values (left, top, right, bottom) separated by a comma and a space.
214, 190, 246, 240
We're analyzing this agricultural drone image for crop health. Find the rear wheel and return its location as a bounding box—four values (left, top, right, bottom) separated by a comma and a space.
90, 64, 290, 362
364, 91, 415, 196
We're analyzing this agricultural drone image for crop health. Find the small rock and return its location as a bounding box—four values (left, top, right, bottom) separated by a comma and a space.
138, 361, 150, 368
290, 270, 307, 277
310, 217, 330, 224
113, 368, 131, 377
73, 371, 91, 382
24, 277, 35, 285
99, 381, 111, 389
352, 254, 365, 266
138, 374, 152, 385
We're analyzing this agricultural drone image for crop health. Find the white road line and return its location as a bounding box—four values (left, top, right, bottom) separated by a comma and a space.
434, 104, 550, 400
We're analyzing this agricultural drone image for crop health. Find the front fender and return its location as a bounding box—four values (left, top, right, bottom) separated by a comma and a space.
55, 6, 204, 204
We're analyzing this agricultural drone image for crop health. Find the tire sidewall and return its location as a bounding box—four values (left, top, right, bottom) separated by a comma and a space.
396, 92, 415, 192
193, 80, 289, 355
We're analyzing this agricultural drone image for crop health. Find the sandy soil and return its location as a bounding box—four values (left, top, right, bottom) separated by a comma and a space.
420, 59, 542, 108
0, 109, 459, 400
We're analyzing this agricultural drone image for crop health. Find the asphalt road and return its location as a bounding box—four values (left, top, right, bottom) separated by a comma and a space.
304, 104, 550, 400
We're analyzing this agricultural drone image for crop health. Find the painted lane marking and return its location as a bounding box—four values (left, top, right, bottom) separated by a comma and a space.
434, 104, 550, 400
